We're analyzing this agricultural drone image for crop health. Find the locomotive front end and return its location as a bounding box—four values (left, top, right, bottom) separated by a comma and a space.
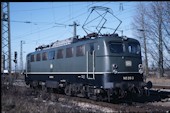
103, 36, 152, 98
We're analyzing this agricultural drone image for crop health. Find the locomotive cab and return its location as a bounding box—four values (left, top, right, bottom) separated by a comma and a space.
100, 35, 151, 98
107, 37, 142, 73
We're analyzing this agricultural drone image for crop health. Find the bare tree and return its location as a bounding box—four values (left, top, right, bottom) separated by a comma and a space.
147, 2, 165, 77
133, 2, 170, 78
132, 2, 149, 77
162, 2, 170, 70
162, 2, 170, 37
162, 2, 170, 54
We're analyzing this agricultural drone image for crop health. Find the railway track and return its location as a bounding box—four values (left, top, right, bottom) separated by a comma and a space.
153, 84, 170, 89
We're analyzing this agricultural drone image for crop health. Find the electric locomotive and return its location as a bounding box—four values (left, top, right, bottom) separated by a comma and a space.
24, 6, 152, 101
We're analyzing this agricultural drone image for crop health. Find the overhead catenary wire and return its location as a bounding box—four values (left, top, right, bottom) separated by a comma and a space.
14, 3, 106, 26
11, 2, 99, 41
11, 2, 85, 12
11, 2, 127, 45
12, 25, 68, 42
51, 2, 57, 24
11, 3, 134, 42
10, 20, 70, 41
10, 1, 133, 26
12, 2, 113, 46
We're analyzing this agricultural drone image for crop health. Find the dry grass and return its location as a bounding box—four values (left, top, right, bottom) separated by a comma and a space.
146, 76, 170, 85
1, 84, 90, 113
2, 75, 170, 113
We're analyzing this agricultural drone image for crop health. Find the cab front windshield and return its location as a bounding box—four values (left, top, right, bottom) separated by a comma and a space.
128, 42, 140, 54
109, 42, 124, 53
109, 42, 140, 54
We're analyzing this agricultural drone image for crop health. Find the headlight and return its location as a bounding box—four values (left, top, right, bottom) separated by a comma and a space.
138, 64, 143, 69
113, 69, 118, 74
139, 69, 143, 74
138, 64, 143, 74
112, 64, 118, 74
112, 64, 118, 69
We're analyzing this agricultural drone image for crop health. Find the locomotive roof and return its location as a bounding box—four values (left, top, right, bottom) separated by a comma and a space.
27, 33, 139, 56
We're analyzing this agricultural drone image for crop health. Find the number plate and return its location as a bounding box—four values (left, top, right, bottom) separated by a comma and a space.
123, 76, 134, 80
125, 60, 132, 67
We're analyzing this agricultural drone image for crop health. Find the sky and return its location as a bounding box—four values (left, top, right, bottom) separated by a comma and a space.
9, 2, 141, 70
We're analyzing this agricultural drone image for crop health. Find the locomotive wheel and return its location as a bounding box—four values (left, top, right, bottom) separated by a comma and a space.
96, 94, 103, 101
42, 85, 47, 92
64, 85, 71, 96
41, 85, 45, 90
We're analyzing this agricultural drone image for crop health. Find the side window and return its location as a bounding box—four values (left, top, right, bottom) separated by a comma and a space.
57, 49, 64, 59
31, 55, 34, 62
42, 52, 47, 61
66, 47, 73, 58
89, 43, 94, 55
48, 51, 55, 60
76, 45, 85, 57
36, 53, 41, 61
